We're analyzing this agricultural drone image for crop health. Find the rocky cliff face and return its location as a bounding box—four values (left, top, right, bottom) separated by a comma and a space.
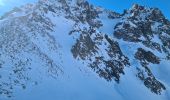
0, 0, 170, 99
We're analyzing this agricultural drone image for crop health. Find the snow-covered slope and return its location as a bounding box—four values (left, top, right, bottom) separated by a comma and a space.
0, 0, 170, 100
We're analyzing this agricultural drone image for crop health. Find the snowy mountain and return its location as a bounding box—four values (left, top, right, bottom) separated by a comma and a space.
0, 0, 170, 100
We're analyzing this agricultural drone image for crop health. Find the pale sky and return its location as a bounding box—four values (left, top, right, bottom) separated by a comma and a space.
0, 0, 4, 6
0, 0, 36, 16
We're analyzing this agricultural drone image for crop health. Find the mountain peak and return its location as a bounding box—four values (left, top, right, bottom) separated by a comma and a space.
0, 1, 170, 100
